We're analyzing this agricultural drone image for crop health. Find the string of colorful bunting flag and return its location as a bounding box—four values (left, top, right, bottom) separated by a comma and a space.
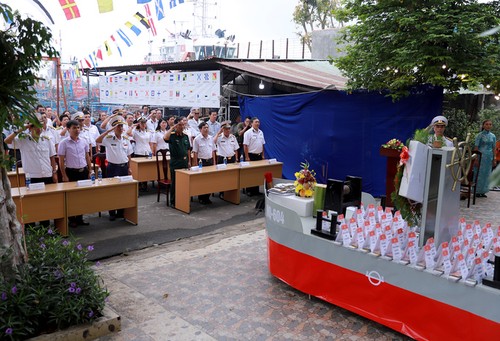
56, 0, 188, 73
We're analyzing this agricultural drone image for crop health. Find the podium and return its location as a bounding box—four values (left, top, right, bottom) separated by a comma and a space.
379, 147, 400, 207
419, 147, 460, 246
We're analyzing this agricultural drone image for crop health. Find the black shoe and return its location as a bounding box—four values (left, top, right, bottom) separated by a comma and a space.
109, 215, 116, 221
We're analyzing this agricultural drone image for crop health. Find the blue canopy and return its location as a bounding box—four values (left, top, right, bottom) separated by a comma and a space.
238, 87, 443, 196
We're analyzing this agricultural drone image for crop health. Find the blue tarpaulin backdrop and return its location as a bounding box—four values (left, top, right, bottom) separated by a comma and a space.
238, 87, 443, 196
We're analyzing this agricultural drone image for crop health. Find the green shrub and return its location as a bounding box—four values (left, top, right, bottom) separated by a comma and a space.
0, 226, 109, 340
443, 108, 478, 143
477, 107, 500, 139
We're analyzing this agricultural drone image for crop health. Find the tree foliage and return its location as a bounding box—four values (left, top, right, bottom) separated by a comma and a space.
334, 0, 500, 99
0, 4, 58, 280
0, 4, 57, 131
293, 0, 346, 50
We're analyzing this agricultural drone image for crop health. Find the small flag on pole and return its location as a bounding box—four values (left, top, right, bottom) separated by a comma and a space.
59, 0, 81, 20
117, 29, 133, 46
125, 21, 142, 36
154, 0, 165, 21
97, 0, 113, 13
110, 35, 123, 56
104, 41, 112, 56
134, 12, 151, 30
144, 4, 157, 36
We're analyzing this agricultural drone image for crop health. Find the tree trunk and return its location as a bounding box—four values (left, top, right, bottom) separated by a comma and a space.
0, 144, 26, 282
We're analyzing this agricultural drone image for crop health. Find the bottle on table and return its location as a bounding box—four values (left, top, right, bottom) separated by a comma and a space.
90, 171, 96, 185
223, 157, 227, 165
198, 159, 202, 169
25, 173, 31, 190
97, 167, 103, 183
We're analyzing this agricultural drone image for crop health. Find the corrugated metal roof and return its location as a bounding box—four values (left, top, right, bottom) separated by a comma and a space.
218, 60, 347, 90
83, 58, 347, 91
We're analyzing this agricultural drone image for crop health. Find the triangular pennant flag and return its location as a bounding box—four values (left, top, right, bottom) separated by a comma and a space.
96, 48, 103, 60
134, 12, 150, 30
104, 40, 112, 56
97, 0, 113, 13
154, 0, 165, 21
75, 65, 81, 77
110, 35, 123, 57
59, 0, 81, 20
144, 4, 157, 36
125, 21, 142, 36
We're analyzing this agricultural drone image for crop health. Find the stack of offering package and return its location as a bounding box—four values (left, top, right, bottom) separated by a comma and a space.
327, 204, 499, 285
268, 182, 295, 195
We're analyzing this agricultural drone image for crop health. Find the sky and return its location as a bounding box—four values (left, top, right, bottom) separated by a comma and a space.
3, 0, 300, 67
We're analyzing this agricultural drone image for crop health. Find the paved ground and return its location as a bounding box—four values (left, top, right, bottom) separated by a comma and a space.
88, 188, 499, 341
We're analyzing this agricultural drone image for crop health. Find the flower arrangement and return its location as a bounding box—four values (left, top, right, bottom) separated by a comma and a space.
381, 138, 404, 151
294, 161, 317, 198
390, 131, 425, 227
0, 226, 109, 340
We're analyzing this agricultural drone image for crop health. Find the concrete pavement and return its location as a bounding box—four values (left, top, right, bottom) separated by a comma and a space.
90, 190, 499, 340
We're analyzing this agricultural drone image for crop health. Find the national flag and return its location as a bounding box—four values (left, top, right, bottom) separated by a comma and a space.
144, 4, 157, 36
59, 0, 81, 20
110, 35, 123, 56
125, 21, 141, 36
137, 0, 152, 3
97, 0, 113, 13
134, 12, 150, 30
154, 0, 165, 21
117, 29, 133, 47
104, 40, 112, 56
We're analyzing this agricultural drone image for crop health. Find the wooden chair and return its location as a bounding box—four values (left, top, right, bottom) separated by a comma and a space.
460, 151, 481, 208
156, 149, 171, 206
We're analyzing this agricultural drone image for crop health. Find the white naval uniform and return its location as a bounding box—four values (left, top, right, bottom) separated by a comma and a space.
151, 130, 169, 151
193, 134, 215, 160
216, 133, 239, 157
14, 133, 56, 178
243, 128, 265, 154
131, 128, 152, 155
100, 133, 134, 164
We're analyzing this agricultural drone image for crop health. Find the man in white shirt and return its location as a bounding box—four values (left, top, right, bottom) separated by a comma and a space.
187, 107, 201, 137
146, 108, 161, 132
192, 122, 216, 204
207, 110, 221, 137
83, 110, 100, 154
4, 118, 58, 226
214, 123, 239, 164
243, 117, 266, 196
96, 116, 134, 220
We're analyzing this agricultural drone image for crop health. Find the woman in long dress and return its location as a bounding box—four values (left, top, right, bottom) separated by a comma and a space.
474, 119, 497, 197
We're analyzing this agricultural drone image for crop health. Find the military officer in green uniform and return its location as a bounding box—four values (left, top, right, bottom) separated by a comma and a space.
164, 117, 191, 207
